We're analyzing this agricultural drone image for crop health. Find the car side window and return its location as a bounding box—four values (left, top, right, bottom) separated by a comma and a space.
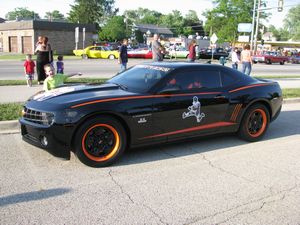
221, 71, 237, 87
161, 70, 222, 91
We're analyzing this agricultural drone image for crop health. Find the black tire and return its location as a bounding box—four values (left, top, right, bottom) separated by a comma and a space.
280, 61, 285, 65
82, 54, 88, 59
74, 116, 127, 167
266, 59, 272, 64
238, 104, 270, 142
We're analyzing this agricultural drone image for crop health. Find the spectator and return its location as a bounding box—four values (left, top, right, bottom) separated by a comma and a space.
231, 47, 240, 70
43, 64, 82, 91
152, 34, 164, 62
35, 36, 53, 84
188, 39, 197, 62
56, 55, 64, 74
118, 39, 128, 72
23, 54, 35, 87
240, 44, 253, 75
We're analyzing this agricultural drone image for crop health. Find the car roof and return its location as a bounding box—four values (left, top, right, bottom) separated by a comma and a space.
142, 62, 227, 70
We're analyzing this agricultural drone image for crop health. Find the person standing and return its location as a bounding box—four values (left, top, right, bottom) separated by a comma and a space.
187, 39, 197, 62
118, 39, 128, 72
231, 47, 240, 70
35, 36, 52, 84
23, 54, 35, 87
152, 34, 164, 62
240, 44, 253, 75
56, 55, 64, 74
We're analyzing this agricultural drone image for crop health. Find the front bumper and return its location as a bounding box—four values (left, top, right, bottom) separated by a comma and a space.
20, 118, 74, 159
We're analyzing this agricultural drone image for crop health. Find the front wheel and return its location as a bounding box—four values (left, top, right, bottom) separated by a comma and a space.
238, 104, 270, 142
74, 116, 127, 167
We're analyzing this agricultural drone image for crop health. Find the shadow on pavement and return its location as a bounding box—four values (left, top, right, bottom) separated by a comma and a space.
0, 188, 71, 207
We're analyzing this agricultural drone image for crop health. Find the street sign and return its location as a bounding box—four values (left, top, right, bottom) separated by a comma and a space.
238, 35, 250, 42
210, 33, 218, 44
238, 23, 252, 32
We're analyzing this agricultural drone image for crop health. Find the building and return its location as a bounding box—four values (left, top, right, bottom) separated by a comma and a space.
0, 20, 96, 54
135, 24, 173, 38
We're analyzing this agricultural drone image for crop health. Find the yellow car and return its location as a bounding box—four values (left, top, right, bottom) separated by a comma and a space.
73, 45, 119, 59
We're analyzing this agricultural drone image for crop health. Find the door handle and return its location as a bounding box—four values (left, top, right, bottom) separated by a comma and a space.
214, 95, 226, 99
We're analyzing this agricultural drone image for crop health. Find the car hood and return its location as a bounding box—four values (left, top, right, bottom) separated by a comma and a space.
28, 83, 138, 106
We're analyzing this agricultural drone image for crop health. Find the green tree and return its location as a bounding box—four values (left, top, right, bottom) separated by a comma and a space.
123, 8, 162, 25
44, 10, 65, 21
203, 0, 268, 43
68, 0, 118, 26
99, 16, 128, 41
183, 10, 204, 36
160, 10, 185, 36
267, 25, 289, 41
5, 7, 40, 20
283, 4, 300, 41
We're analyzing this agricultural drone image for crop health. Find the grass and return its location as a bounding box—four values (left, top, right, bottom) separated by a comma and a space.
282, 88, 300, 98
0, 88, 299, 121
0, 103, 23, 121
0, 78, 108, 86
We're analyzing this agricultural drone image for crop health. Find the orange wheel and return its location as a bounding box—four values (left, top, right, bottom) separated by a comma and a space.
75, 116, 127, 167
238, 104, 270, 142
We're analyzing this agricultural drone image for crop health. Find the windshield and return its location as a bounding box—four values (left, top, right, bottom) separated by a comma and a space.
107, 65, 173, 93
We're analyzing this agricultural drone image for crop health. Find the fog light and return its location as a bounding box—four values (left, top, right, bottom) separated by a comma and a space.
41, 136, 48, 146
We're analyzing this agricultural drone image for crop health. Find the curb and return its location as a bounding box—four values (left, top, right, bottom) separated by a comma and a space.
1, 98, 300, 134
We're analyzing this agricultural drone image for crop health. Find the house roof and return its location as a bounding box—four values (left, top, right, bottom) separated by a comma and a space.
0, 20, 96, 32
135, 24, 173, 35
0, 17, 5, 23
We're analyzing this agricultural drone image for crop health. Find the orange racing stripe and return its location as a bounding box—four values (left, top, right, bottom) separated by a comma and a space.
140, 121, 236, 139
71, 92, 222, 108
229, 83, 271, 93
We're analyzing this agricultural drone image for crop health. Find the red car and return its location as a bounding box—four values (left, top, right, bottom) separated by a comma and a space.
127, 48, 153, 59
252, 51, 289, 65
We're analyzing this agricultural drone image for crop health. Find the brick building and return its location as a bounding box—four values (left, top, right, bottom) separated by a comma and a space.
0, 20, 96, 54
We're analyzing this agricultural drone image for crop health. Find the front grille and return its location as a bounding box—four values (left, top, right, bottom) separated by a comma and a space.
22, 107, 54, 125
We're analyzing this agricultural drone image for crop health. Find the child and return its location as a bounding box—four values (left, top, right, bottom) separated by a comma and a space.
43, 64, 82, 91
23, 54, 35, 87
56, 55, 64, 74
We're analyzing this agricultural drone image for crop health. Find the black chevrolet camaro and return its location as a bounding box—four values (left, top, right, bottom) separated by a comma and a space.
20, 63, 282, 167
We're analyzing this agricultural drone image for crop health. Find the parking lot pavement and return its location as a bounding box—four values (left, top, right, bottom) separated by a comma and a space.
0, 103, 300, 224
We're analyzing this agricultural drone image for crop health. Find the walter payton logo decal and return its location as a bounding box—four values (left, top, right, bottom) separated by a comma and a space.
182, 96, 205, 122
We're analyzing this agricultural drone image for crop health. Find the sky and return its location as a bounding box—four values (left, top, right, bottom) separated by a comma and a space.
0, 0, 298, 28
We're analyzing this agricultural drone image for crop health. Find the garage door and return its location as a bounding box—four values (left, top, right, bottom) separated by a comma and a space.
22, 36, 32, 54
9, 36, 18, 53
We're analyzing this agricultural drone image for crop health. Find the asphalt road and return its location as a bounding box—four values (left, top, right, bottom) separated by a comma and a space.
0, 58, 300, 80
1, 103, 299, 225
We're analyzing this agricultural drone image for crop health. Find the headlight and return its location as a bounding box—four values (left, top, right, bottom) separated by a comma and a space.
41, 112, 54, 125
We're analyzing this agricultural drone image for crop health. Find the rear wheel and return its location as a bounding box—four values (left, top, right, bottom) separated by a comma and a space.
238, 104, 270, 142
280, 61, 285, 65
108, 54, 115, 59
82, 54, 88, 59
74, 116, 127, 167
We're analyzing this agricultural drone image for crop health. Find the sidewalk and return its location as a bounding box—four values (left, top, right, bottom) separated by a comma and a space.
0, 78, 299, 103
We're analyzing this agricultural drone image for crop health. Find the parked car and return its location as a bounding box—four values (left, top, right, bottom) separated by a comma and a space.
20, 63, 282, 167
73, 46, 119, 59
198, 48, 229, 60
290, 55, 300, 64
127, 48, 153, 59
252, 51, 289, 65
165, 46, 190, 58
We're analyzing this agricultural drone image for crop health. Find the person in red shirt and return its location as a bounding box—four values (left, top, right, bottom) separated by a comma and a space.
188, 39, 197, 62
24, 54, 35, 87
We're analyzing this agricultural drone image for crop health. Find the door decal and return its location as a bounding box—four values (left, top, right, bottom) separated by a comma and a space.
182, 96, 205, 123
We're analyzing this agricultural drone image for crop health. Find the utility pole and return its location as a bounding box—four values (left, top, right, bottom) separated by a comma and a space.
250, 0, 257, 51
253, 0, 261, 54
